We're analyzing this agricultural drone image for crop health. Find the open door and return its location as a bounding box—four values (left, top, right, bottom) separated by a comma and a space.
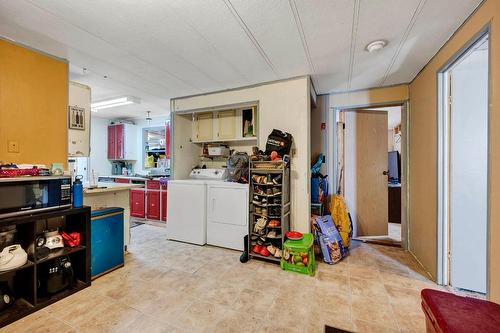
344, 110, 388, 237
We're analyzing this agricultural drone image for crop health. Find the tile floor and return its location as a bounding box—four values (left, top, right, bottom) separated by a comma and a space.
2, 224, 449, 333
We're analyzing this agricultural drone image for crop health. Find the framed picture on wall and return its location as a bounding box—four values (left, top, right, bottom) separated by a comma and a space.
69, 105, 85, 130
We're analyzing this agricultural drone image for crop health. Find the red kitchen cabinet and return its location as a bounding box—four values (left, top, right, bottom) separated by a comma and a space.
107, 125, 116, 159
161, 191, 167, 222
107, 123, 136, 160
115, 178, 130, 184
130, 189, 145, 218
146, 180, 160, 190
165, 121, 171, 159
115, 124, 124, 159
146, 191, 160, 220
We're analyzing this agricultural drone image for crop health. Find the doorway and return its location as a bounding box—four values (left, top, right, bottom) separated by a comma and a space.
337, 105, 404, 246
438, 31, 489, 294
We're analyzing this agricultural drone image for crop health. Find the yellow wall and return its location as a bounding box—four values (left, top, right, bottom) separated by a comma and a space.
0, 38, 68, 167
409, 0, 500, 302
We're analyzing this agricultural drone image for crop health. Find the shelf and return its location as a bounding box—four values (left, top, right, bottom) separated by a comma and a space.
253, 183, 282, 187
0, 260, 34, 277
192, 137, 257, 144
36, 280, 89, 307
0, 298, 34, 326
253, 213, 281, 219
36, 246, 86, 264
250, 253, 281, 263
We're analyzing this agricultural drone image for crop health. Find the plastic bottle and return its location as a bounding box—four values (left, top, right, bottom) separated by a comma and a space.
73, 175, 84, 208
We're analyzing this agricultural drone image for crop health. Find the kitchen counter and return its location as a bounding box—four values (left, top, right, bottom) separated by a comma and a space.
84, 182, 143, 194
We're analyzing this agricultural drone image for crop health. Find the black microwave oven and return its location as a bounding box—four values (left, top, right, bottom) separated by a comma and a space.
0, 176, 71, 218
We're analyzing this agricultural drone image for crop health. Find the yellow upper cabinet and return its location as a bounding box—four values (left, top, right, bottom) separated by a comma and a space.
216, 110, 236, 140
193, 112, 213, 141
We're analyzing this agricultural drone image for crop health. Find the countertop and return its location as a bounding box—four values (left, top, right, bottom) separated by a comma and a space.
98, 175, 170, 181
84, 182, 144, 194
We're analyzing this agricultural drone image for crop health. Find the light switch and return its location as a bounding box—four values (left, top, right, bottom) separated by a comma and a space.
8, 141, 19, 153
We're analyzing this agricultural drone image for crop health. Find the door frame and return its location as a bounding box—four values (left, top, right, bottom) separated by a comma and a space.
329, 101, 410, 249
436, 26, 491, 290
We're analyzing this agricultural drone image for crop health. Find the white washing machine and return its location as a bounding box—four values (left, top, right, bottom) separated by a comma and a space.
206, 181, 249, 251
166, 169, 227, 246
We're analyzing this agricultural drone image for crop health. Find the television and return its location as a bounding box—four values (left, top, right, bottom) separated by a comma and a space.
388, 151, 401, 183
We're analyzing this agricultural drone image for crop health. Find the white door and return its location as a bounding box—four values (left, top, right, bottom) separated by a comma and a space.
207, 185, 248, 251
166, 182, 207, 245
449, 37, 488, 293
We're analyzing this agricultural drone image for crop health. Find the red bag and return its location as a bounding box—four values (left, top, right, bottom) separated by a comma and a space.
61, 231, 81, 247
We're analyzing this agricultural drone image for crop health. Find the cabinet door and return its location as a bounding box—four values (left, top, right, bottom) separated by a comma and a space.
146, 191, 160, 220
130, 189, 145, 218
217, 110, 236, 140
115, 124, 124, 159
107, 125, 116, 159
165, 121, 171, 158
161, 191, 167, 222
194, 113, 213, 141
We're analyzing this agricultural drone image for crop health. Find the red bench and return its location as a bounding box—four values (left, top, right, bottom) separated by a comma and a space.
421, 289, 500, 333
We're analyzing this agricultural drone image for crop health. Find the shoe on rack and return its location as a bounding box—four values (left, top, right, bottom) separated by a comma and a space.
267, 230, 278, 238
255, 207, 262, 215
254, 186, 265, 195
261, 208, 267, 216
266, 174, 273, 184
272, 174, 282, 185
252, 244, 263, 254
272, 187, 282, 196
274, 248, 282, 258
252, 175, 261, 184
267, 245, 277, 256
266, 188, 273, 196
261, 198, 267, 205
260, 246, 270, 257
252, 195, 261, 205
268, 219, 281, 228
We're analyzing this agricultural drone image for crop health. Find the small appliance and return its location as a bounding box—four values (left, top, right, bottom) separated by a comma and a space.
44, 230, 64, 250
38, 256, 75, 295
27, 234, 51, 261
0, 176, 71, 219
208, 146, 230, 157
0, 245, 28, 271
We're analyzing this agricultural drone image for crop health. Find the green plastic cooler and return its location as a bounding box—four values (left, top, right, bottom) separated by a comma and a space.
281, 233, 315, 276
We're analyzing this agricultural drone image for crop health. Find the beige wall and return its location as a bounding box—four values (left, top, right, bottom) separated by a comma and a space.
330, 84, 409, 109
310, 95, 328, 175
409, 0, 500, 302
0, 39, 68, 167
171, 77, 311, 232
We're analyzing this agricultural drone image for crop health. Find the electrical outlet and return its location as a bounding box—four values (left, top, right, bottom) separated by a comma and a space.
8, 141, 19, 153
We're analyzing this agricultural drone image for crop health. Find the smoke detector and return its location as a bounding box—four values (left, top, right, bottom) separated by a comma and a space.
366, 40, 387, 52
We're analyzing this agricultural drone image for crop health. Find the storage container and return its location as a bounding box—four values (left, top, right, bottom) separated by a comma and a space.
281, 233, 315, 276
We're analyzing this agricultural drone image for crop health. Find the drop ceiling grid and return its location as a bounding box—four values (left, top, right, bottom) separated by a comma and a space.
384, 0, 483, 86
167, 0, 277, 85
349, 0, 423, 91
294, 0, 355, 93
26, 0, 223, 92
229, 0, 310, 78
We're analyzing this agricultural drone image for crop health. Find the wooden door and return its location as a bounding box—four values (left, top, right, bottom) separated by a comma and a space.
344, 110, 388, 237
217, 110, 236, 140
107, 125, 116, 159
146, 191, 160, 220
195, 113, 213, 141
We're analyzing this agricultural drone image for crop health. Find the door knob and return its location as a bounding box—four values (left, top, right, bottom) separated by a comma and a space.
382, 170, 389, 176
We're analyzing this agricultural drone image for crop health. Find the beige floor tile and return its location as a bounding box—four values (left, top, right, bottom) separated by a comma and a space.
3, 225, 438, 333
351, 295, 398, 327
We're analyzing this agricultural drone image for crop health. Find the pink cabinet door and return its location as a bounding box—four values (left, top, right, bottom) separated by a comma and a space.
115, 124, 124, 159
107, 125, 116, 159
130, 189, 145, 218
146, 191, 160, 220
161, 191, 167, 222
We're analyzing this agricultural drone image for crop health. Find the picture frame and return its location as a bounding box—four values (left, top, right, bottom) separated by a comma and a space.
69, 105, 85, 130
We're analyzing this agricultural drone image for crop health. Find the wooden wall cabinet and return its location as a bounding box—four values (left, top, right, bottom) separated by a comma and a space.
108, 123, 136, 160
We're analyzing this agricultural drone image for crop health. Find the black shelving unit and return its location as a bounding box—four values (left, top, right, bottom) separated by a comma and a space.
248, 158, 291, 263
0, 207, 91, 327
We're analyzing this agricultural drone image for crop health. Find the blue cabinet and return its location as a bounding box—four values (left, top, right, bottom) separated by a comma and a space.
90, 207, 124, 279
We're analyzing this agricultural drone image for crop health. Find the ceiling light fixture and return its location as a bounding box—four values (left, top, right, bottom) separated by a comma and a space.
146, 111, 152, 125
91, 96, 140, 112
366, 40, 387, 53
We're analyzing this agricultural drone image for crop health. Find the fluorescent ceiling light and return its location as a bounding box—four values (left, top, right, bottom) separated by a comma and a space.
91, 96, 140, 111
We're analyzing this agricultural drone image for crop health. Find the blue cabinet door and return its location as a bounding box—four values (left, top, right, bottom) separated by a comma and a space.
91, 209, 124, 278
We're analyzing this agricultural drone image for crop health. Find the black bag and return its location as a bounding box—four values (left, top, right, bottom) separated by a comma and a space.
226, 152, 249, 183
265, 129, 293, 156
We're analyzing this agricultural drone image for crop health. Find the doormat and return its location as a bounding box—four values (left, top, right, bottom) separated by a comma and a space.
130, 221, 144, 228
325, 326, 353, 333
